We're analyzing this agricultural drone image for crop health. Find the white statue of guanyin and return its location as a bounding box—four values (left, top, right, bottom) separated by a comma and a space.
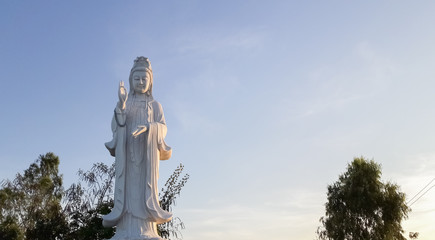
103, 57, 172, 240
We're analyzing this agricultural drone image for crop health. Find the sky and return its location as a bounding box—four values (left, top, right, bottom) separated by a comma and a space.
1, 1, 435, 239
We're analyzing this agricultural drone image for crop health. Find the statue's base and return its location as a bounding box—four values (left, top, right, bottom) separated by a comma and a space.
104, 212, 164, 240
110, 237, 166, 240
106, 236, 164, 240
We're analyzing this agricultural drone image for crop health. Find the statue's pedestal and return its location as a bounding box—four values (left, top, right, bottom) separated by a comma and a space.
106, 213, 163, 240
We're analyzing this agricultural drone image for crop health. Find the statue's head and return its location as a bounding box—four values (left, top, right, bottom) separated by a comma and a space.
129, 56, 153, 97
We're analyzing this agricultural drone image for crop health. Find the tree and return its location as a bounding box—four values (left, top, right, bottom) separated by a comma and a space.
0, 152, 68, 240
63, 162, 116, 240
317, 157, 410, 240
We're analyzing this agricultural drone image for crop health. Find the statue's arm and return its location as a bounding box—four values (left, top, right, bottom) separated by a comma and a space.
150, 101, 171, 160
113, 81, 128, 129
105, 82, 127, 156
114, 105, 126, 127
152, 101, 167, 136
105, 105, 126, 156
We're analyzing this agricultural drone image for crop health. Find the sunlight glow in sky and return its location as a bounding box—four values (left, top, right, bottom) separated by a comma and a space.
1, 1, 435, 239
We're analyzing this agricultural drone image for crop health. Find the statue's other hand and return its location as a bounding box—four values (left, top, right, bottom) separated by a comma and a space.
118, 81, 128, 104
132, 125, 148, 138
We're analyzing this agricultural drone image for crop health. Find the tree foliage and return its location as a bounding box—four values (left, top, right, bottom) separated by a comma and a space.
317, 157, 410, 240
0, 152, 68, 239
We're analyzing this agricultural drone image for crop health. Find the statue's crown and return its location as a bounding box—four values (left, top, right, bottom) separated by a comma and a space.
132, 56, 152, 72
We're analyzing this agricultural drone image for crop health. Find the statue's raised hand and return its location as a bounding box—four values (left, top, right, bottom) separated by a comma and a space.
118, 81, 128, 109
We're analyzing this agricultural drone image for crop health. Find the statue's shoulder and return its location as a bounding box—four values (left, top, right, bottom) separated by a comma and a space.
149, 100, 164, 111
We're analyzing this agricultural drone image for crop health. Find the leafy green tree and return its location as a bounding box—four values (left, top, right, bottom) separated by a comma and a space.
317, 157, 410, 240
0, 216, 23, 240
0, 152, 68, 240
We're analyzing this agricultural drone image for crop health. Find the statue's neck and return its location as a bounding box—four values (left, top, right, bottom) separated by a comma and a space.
135, 92, 146, 97
131, 92, 152, 102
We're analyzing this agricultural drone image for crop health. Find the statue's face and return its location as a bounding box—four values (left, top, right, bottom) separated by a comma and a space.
132, 70, 151, 94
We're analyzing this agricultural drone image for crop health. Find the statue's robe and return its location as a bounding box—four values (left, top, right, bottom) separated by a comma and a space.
102, 96, 172, 228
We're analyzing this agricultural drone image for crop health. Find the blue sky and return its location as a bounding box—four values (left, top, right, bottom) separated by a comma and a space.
1, 1, 435, 239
